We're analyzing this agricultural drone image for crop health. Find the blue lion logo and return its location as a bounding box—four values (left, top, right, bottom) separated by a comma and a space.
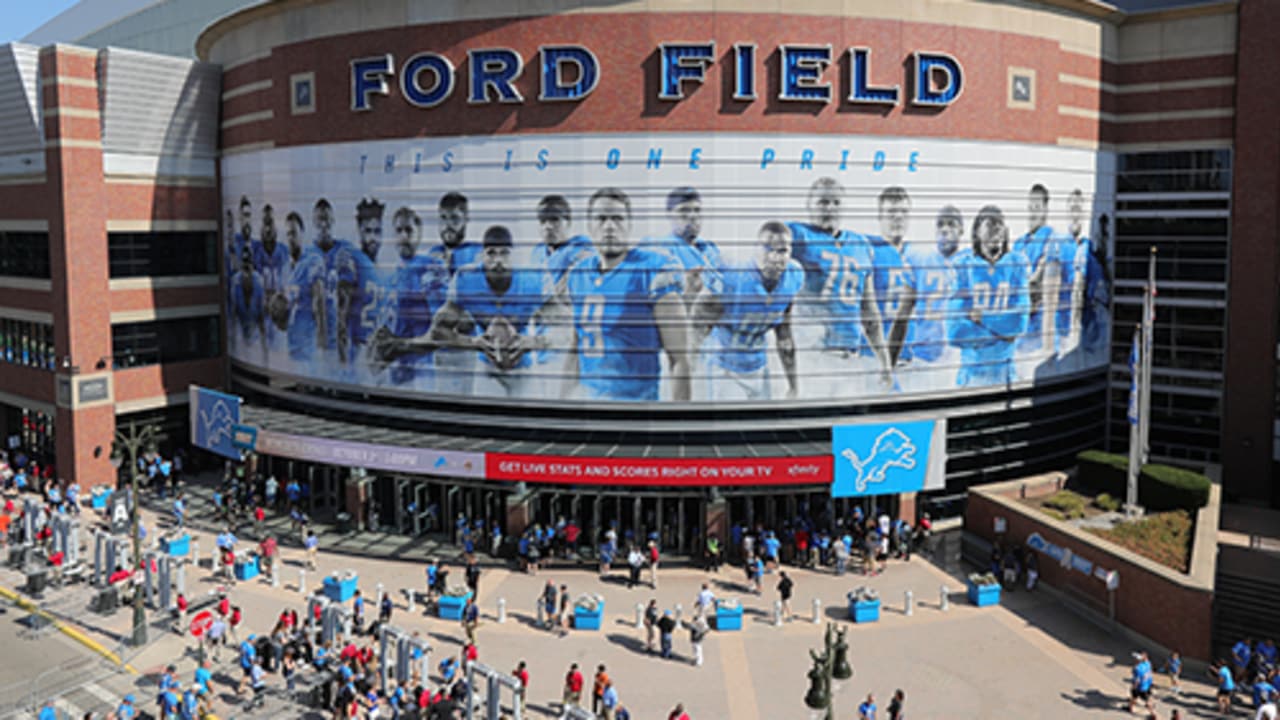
198, 399, 234, 450
840, 428, 918, 493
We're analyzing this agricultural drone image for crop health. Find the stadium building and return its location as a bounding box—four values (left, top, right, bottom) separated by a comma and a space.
2, 0, 1275, 551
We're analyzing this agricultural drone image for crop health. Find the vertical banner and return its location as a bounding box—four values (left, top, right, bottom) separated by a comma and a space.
188, 385, 243, 460
830, 418, 946, 497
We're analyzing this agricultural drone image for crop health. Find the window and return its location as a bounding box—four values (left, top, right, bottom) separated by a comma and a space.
112, 316, 221, 368
108, 232, 218, 278
0, 231, 51, 278
0, 319, 55, 370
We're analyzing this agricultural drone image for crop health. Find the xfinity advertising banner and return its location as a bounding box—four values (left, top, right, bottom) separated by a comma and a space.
831, 419, 946, 497
222, 134, 1113, 405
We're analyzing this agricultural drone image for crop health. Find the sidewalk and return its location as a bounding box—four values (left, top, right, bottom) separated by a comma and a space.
2, 493, 1229, 720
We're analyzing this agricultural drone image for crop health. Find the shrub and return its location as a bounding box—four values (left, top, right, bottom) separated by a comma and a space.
1140, 463, 1211, 511
1095, 493, 1122, 512
1075, 451, 1210, 512
1043, 490, 1087, 520
1076, 450, 1128, 497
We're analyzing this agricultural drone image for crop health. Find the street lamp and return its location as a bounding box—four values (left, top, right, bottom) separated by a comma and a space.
803, 623, 853, 720
111, 420, 159, 647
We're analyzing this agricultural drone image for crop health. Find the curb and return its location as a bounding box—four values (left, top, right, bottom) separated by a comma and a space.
0, 585, 138, 675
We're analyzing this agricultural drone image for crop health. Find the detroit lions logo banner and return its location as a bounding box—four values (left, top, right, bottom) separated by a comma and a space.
188, 385, 243, 460
831, 419, 946, 497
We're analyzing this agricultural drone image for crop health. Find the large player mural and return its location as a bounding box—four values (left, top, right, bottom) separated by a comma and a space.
222, 134, 1114, 405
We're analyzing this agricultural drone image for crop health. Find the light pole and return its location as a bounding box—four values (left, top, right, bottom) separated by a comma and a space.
803, 623, 852, 720
111, 420, 159, 647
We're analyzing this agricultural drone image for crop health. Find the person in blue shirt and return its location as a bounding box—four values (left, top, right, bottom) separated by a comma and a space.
1216, 657, 1238, 714
179, 687, 198, 720
902, 206, 962, 388
1128, 651, 1154, 714
1163, 650, 1183, 695
37, 700, 56, 720
158, 685, 180, 720
420, 226, 563, 398
787, 177, 892, 394
865, 187, 918, 370
193, 659, 212, 696
1253, 674, 1277, 709
1234, 638, 1254, 681
948, 206, 1032, 387
1259, 638, 1279, 669
1013, 184, 1060, 355
857, 692, 877, 719
237, 635, 257, 695
564, 188, 691, 402
369, 207, 448, 388
693, 221, 803, 401
642, 186, 722, 304
117, 694, 137, 720
230, 247, 266, 358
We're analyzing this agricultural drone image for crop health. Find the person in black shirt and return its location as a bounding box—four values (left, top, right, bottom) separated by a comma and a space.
657, 610, 677, 660
888, 688, 905, 720
777, 571, 794, 621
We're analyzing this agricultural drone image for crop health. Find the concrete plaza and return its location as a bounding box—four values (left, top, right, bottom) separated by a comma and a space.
0, 501, 1232, 720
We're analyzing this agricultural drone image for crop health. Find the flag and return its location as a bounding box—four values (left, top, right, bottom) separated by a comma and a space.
1127, 327, 1140, 426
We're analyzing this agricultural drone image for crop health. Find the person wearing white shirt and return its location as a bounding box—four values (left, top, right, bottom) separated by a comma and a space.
695, 583, 716, 617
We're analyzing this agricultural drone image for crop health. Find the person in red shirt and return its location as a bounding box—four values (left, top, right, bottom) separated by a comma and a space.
217, 594, 230, 618
174, 592, 189, 635
668, 702, 690, 720
562, 662, 584, 709
795, 529, 810, 568
512, 661, 529, 704
253, 506, 265, 536
462, 643, 478, 666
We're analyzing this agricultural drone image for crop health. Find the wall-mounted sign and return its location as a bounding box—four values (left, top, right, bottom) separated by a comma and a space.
78, 377, 110, 403
1026, 532, 1117, 587
486, 453, 830, 487
831, 419, 946, 497
351, 44, 962, 111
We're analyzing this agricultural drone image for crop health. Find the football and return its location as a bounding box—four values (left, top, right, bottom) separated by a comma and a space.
268, 292, 290, 331
481, 316, 522, 371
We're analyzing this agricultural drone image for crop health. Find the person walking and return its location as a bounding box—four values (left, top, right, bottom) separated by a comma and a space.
647, 540, 660, 589
562, 663, 583, 710
1129, 651, 1155, 715
887, 689, 905, 720
512, 661, 529, 707
857, 693, 877, 720
557, 584, 570, 637
601, 680, 620, 720
777, 571, 795, 621
352, 589, 366, 635
644, 599, 659, 653
658, 609, 677, 660
695, 583, 715, 618
541, 581, 557, 631
627, 546, 644, 589
668, 703, 690, 720
688, 613, 709, 667
304, 529, 318, 571
465, 557, 481, 602
592, 665, 610, 716
1213, 657, 1236, 715
462, 596, 479, 644
1163, 650, 1183, 695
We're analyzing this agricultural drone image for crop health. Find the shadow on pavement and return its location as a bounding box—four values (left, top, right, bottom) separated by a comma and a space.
1059, 687, 1121, 711
605, 632, 649, 656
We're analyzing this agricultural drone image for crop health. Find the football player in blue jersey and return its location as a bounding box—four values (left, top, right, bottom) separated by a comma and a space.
368, 207, 448, 387
643, 187, 722, 302
227, 197, 253, 319
1013, 184, 1060, 354
565, 187, 691, 402
1081, 213, 1112, 357
692, 221, 803, 401
1055, 189, 1091, 359
866, 187, 918, 369
787, 177, 892, 393
276, 210, 333, 367
252, 204, 289, 350
901, 206, 963, 388
422, 226, 564, 397
948, 206, 1032, 387
339, 197, 388, 372
532, 194, 595, 290
312, 198, 355, 368
427, 192, 482, 276
230, 246, 266, 360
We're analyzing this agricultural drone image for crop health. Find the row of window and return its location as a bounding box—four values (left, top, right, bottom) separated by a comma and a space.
0, 320, 56, 370
0, 231, 219, 281
112, 316, 221, 369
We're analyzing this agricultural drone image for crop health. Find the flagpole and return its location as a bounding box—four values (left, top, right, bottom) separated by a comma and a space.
1125, 325, 1142, 516
1139, 247, 1156, 468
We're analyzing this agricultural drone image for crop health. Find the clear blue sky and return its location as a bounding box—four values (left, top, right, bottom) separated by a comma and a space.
2, 1, 81, 44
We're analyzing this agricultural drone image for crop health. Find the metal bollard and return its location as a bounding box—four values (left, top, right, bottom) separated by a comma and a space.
635, 603, 644, 628
812, 597, 821, 624
773, 600, 783, 626
674, 603, 683, 624
904, 590, 913, 617
406, 589, 415, 614
376, 582, 385, 605
271, 563, 280, 588
497, 597, 506, 624
191, 541, 200, 569
299, 568, 307, 595
940, 585, 949, 612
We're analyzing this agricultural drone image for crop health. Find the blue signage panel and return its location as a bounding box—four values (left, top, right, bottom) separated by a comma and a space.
189, 385, 242, 460
831, 420, 938, 498
231, 424, 258, 452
